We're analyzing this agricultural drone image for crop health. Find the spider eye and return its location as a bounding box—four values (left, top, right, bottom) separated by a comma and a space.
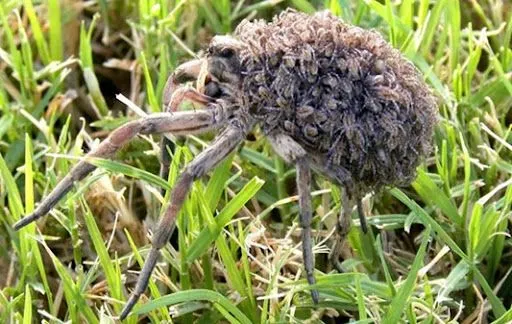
219, 48, 235, 58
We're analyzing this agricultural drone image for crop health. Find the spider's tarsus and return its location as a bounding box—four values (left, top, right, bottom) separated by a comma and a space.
357, 200, 368, 234
119, 247, 160, 320
13, 214, 38, 231
311, 289, 320, 304
329, 238, 345, 273
119, 295, 138, 321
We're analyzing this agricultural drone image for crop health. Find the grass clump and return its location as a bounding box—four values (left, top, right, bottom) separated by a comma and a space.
0, 0, 511, 322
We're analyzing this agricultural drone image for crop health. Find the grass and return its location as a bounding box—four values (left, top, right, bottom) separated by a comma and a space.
0, 0, 511, 322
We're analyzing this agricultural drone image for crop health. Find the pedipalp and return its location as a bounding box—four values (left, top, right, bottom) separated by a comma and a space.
159, 60, 215, 193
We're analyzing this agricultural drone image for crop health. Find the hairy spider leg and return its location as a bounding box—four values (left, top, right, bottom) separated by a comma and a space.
120, 122, 248, 320
13, 109, 218, 230
325, 132, 368, 236
267, 133, 319, 303
305, 160, 357, 273
296, 160, 320, 303
357, 199, 368, 234
329, 189, 353, 273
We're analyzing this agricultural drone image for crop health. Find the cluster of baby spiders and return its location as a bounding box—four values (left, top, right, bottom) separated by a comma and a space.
13, 9, 437, 319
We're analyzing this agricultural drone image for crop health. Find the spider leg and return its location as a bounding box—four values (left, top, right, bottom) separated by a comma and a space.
329, 187, 352, 273
119, 124, 247, 320
267, 134, 319, 303
305, 161, 355, 272
296, 160, 320, 303
158, 87, 214, 250
159, 136, 175, 194
13, 109, 220, 231
357, 198, 368, 234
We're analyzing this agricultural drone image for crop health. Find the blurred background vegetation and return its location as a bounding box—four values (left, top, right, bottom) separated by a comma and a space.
0, 0, 511, 322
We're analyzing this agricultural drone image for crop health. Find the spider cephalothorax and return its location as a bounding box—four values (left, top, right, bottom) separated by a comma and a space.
13, 9, 437, 320
206, 36, 244, 86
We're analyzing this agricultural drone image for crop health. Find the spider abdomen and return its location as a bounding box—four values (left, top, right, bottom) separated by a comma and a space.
236, 10, 437, 194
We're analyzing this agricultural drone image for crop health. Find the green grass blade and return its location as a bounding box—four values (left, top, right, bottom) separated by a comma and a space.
382, 226, 431, 323
446, 0, 461, 71
437, 260, 470, 302
355, 274, 367, 320
48, 0, 63, 61
412, 169, 461, 227
86, 156, 170, 189
22, 285, 32, 324
205, 154, 234, 212
186, 177, 264, 262
38, 239, 99, 323
0, 153, 23, 224
134, 289, 252, 324
375, 235, 397, 296
140, 52, 160, 112
491, 307, 512, 324
25, 134, 54, 307
80, 199, 123, 308
215, 232, 250, 310
79, 17, 109, 117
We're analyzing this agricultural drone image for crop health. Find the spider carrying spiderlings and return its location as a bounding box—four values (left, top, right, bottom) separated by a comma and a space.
13, 9, 437, 319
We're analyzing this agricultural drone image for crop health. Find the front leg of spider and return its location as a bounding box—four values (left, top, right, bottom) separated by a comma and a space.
268, 133, 319, 303
119, 121, 250, 320
12, 109, 219, 231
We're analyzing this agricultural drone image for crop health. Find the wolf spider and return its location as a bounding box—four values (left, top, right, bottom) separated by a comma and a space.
12, 36, 327, 318
13, 10, 437, 320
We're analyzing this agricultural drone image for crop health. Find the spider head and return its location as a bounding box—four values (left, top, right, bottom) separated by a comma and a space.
206, 36, 244, 86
